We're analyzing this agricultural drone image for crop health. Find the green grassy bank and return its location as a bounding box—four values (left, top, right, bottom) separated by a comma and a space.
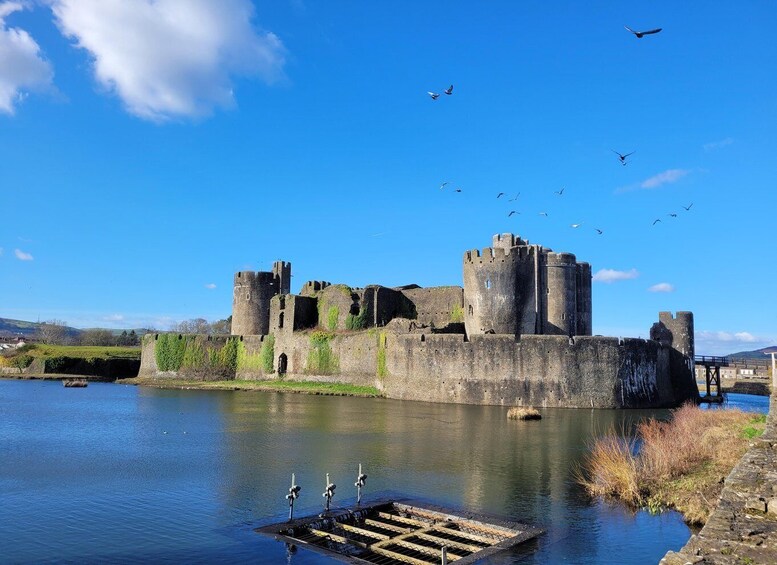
119, 376, 382, 397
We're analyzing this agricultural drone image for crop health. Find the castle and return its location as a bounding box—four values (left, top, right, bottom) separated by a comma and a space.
140, 233, 699, 408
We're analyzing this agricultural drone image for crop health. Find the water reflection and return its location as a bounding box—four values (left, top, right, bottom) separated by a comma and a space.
5, 380, 755, 563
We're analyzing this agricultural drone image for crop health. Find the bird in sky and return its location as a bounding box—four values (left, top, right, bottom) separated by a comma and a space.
428, 91, 440, 100
555, 187, 565, 195
611, 150, 635, 165
508, 211, 518, 217
439, 182, 448, 190
653, 219, 662, 225
497, 192, 505, 198
682, 203, 694, 211
455, 188, 462, 193
668, 213, 678, 218
570, 223, 582, 228
539, 212, 548, 217
595, 228, 603, 235
509, 192, 521, 201
444, 85, 454, 95
625, 25, 662, 38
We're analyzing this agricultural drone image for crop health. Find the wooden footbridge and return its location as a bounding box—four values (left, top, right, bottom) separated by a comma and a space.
694, 355, 771, 401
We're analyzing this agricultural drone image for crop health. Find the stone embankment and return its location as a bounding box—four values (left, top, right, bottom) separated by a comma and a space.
661, 395, 777, 564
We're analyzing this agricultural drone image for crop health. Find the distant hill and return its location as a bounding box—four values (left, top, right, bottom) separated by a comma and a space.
726, 346, 777, 359
0, 317, 151, 339
0, 317, 82, 338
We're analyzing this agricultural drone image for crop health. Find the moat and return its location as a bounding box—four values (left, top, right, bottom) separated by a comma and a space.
2, 380, 767, 563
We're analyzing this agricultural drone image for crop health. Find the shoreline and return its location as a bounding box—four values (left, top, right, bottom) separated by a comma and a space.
116, 376, 383, 397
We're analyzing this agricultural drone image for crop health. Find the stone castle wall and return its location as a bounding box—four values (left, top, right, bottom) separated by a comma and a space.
139, 330, 697, 408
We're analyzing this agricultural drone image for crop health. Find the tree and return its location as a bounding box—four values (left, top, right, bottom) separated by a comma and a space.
80, 329, 116, 346
36, 320, 70, 345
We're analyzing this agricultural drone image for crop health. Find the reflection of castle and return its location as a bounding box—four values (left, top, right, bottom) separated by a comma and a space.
232, 233, 594, 340
217, 233, 698, 409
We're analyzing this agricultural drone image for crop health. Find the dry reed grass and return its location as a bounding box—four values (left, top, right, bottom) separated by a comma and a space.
579, 403, 766, 525
507, 406, 542, 420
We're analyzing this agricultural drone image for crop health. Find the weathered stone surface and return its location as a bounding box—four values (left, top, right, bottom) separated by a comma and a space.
662, 396, 777, 564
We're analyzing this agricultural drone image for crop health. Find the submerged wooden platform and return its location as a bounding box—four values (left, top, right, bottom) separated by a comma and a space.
257, 500, 542, 564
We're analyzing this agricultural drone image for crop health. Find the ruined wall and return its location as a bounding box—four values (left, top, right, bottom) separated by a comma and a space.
651, 311, 697, 401
400, 286, 464, 328
300, 280, 331, 297
139, 328, 694, 408
381, 334, 682, 408
269, 295, 318, 335
316, 284, 361, 330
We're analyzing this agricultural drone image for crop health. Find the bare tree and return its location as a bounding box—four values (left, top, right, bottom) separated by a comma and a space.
36, 320, 70, 345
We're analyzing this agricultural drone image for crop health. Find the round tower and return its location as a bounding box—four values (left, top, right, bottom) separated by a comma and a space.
231, 271, 278, 335
463, 245, 521, 336
545, 252, 577, 336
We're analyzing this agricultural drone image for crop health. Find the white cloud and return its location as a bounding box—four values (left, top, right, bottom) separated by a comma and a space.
0, 1, 54, 114
616, 169, 691, 194
703, 137, 734, 152
695, 330, 775, 356
648, 282, 674, 293
641, 169, 689, 189
592, 268, 639, 284
14, 248, 33, 260
204, 283, 217, 289
103, 314, 124, 322
51, 0, 286, 121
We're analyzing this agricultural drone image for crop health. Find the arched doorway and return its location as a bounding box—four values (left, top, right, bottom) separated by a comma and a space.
278, 353, 288, 375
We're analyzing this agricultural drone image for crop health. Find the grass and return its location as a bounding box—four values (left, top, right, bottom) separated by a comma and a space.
3, 344, 140, 360
578, 403, 767, 525
507, 406, 542, 420
119, 377, 382, 397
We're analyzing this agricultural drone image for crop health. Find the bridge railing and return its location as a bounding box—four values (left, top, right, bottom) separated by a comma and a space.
694, 355, 770, 368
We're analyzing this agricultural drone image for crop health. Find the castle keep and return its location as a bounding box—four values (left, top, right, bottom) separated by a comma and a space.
140, 233, 699, 408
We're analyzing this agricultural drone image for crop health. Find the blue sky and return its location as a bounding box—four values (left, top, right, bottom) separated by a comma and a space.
1, 1, 775, 355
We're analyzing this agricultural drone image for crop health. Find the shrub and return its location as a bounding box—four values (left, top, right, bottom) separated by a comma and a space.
346, 307, 369, 330
507, 407, 541, 420
11, 354, 34, 372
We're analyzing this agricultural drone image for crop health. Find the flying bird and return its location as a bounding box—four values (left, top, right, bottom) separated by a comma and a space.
611, 149, 635, 165
439, 182, 448, 190
509, 192, 521, 201
595, 228, 603, 235
428, 91, 440, 100
539, 212, 548, 217
508, 211, 518, 217
497, 192, 505, 199
625, 25, 662, 38
668, 213, 677, 218
444, 85, 454, 95
682, 203, 694, 211
652, 219, 662, 225
555, 187, 565, 196
455, 188, 462, 193
570, 223, 582, 228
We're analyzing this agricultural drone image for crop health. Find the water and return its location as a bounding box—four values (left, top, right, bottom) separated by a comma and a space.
0, 382, 766, 564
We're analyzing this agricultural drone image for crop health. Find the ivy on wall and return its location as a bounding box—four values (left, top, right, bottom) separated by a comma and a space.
346, 307, 369, 330
376, 331, 388, 378
306, 331, 339, 374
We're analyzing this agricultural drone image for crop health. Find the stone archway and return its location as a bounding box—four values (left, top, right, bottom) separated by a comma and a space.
278, 353, 288, 375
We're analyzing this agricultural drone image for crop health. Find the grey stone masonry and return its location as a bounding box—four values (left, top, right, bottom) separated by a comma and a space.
661, 395, 777, 564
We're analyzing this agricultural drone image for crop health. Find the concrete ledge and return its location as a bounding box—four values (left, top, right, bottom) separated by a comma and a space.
661, 396, 777, 564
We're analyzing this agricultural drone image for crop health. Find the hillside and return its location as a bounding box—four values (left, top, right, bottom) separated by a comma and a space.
0, 317, 82, 339
727, 346, 777, 359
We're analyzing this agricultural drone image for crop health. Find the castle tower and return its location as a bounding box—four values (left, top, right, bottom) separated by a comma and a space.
231, 261, 292, 335
463, 234, 538, 336
651, 311, 697, 399
545, 252, 577, 336
464, 233, 592, 338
